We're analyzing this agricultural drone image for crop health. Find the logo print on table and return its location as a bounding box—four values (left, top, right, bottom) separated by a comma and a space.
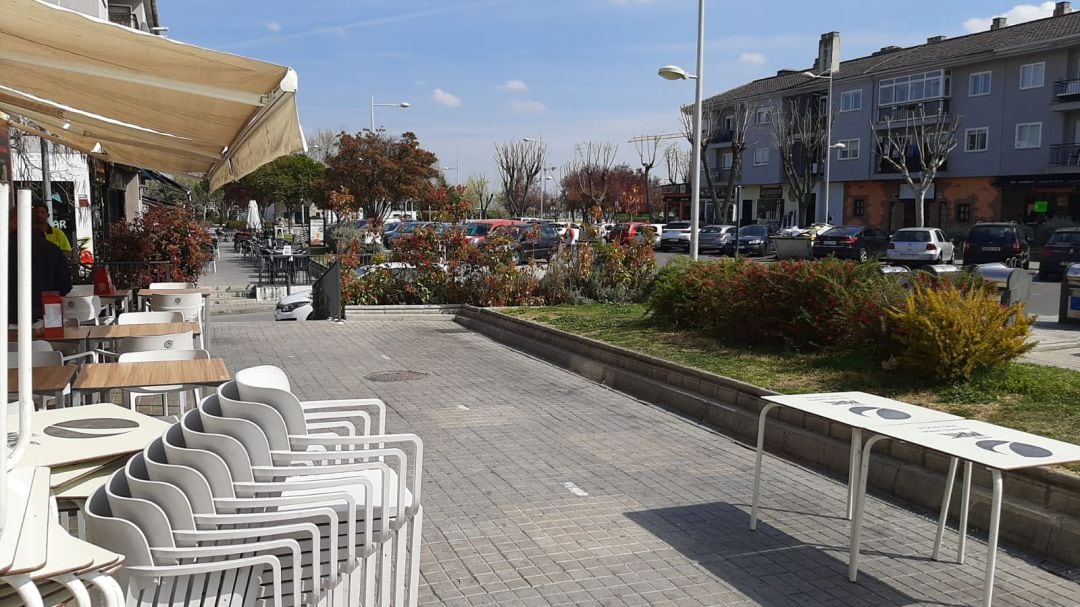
173, 297, 182, 304
976, 440, 1053, 458
163, 339, 174, 349
827, 400, 911, 420
43, 418, 140, 439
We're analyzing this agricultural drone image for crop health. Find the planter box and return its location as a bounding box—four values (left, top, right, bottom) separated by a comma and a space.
773, 236, 814, 259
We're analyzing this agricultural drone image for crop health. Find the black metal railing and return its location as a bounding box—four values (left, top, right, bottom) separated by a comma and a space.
309, 259, 343, 321
1050, 143, 1080, 166
712, 130, 734, 144
1053, 79, 1080, 103
876, 98, 951, 123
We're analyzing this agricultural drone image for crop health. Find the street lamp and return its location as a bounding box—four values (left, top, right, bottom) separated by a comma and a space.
522, 137, 550, 219
540, 166, 557, 220
657, 0, 705, 260
442, 166, 459, 184
802, 69, 837, 224
370, 97, 410, 132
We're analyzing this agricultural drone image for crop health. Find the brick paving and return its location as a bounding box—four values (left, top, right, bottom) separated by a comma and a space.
210, 318, 1080, 607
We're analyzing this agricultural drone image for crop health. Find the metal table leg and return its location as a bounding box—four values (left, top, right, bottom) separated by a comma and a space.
750, 402, 780, 530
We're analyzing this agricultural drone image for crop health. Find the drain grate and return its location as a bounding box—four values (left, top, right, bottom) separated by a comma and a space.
364, 370, 429, 383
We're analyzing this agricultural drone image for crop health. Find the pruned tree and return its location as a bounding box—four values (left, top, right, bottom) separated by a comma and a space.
664, 144, 690, 185
494, 139, 545, 217
633, 135, 663, 219
719, 102, 755, 223
305, 128, 343, 164
873, 107, 962, 227
771, 98, 831, 225
568, 142, 618, 221
464, 175, 496, 219
679, 107, 722, 220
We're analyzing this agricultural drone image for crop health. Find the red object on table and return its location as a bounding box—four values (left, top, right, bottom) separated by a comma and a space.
41, 291, 63, 338
93, 266, 115, 295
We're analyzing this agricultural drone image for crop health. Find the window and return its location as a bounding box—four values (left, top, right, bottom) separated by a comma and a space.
839, 90, 863, 112
753, 148, 769, 166
853, 198, 866, 217
965, 127, 989, 152
957, 203, 971, 222
1015, 122, 1042, 149
878, 70, 947, 106
837, 139, 860, 160
969, 71, 992, 96
755, 107, 772, 125
720, 152, 733, 169
723, 115, 734, 130
1020, 62, 1045, 89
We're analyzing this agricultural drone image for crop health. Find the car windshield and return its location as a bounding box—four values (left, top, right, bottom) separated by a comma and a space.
665, 222, 691, 231
738, 225, 767, 237
968, 226, 1015, 243
1049, 231, 1080, 245
824, 226, 863, 237
465, 223, 493, 236
701, 226, 725, 234
892, 230, 931, 242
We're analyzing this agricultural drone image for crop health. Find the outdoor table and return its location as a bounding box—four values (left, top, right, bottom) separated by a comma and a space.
71, 358, 229, 406
850, 419, 1080, 606
6, 366, 77, 406
87, 321, 202, 340
753, 392, 962, 529
52, 457, 127, 502
7, 327, 92, 344
0, 467, 50, 576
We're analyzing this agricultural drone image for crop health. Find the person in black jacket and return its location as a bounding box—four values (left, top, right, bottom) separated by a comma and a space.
8, 204, 72, 323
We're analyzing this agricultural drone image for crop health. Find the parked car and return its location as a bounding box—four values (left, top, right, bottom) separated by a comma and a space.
659, 222, 693, 251
885, 227, 955, 265
509, 223, 561, 263
698, 225, 736, 254
464, 219, 518, 244
962, 222, 1030, 268
384, 221, 433, 247
812, 225, 890, 262
608, 222, 658, 246
1038, 227, 1080, 279
552, 222, 581, 242
722, 224, 777, 256
643, 223, 665, 248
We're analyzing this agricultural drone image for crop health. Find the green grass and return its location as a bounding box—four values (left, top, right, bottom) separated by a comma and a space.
504, 304, 1080, 472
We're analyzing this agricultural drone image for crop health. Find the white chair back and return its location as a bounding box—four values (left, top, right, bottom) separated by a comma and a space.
117, 311, 184, 325
148, 293, 202, 323
68, 284, 95, 296
6, 350, 63, 368
62, 295, 102, 325
148, 282, 196, 289
118, 349, 209, 364
7, 340, 53, 352
116, 331, 194, 355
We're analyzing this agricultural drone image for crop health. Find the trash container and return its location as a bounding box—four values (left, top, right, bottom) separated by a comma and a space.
920, 264, 962, 279
880, 264, 913, 289
974, 262, 1032, 306
1058, 263, 1080, 324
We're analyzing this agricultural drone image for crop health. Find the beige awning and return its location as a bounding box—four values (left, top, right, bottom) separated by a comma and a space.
0, 0, 305, 189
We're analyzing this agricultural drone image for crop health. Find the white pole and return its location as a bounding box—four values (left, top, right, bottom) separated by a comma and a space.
370, 96, 376, 133
688, 0, 705, 261
0, 181, 8, 529
10, 189, 33, 469
822, 73, 834, 224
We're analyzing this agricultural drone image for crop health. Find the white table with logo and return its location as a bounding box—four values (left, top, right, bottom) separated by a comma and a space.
850, 419, 1080, 607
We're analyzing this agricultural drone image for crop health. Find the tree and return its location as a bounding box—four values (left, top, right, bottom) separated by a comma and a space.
305, 128, 342, 164
717, 102, 755, 223
662, 144, 690, 221
322, 131, 439, 224
568, 142, 618, 221
238, 153, 325, 227
679, 107, 722, 220
464, 175, 496, 219
873, 107, 961, 228
771, 98, 831, 225
633, 135, 662, 218
494, 139, 544, 217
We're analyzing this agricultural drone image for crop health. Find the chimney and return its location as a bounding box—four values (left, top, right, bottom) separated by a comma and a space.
815, 31, 841, 75
1055, 2, 1072, 16
991, 17, 1008, 30
927, 35, 946, 44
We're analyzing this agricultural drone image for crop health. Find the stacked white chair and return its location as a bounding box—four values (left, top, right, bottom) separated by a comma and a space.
116, 312, 184, 325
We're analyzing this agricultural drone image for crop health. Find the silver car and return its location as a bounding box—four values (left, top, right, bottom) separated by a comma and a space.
659, 222, 692, 251
886, 227, 955, 265
698, 225, 736, 254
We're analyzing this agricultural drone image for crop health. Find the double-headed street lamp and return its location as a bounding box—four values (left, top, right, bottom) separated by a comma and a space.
370, 96, 410, 132
658, 0, 705, 260
802, 69, 836, 224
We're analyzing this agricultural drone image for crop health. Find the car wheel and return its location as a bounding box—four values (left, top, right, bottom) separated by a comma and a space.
856, 248, 869, 263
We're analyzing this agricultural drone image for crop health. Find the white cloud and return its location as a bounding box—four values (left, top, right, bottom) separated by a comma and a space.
738, 52, 767, 65
265, 22, 282, 33
963, 2, 1055, 33
510, 100, 546, 113
496, 79, 529, 93
433, 89, 462, 108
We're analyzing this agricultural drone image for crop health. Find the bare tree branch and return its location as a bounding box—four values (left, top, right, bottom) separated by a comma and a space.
633, 135, 662, 217
569, 141, 618, 221
679, 107, 721, 219
772, 97, 831, 225
494, 139, 545, 217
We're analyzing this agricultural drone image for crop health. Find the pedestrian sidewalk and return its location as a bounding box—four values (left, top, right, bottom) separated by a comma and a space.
199, 239, 274, 314
1022, 316, 1080, 370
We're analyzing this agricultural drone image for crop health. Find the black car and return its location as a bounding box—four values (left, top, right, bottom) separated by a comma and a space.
962, 222, 1030, 268
508, 223, 561, 263
1038, 228, 1080, 280
812, 225, 890, 262
721, 224, 776, 256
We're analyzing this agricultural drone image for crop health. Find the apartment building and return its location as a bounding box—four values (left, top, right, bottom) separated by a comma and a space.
703, 2, 1080, 232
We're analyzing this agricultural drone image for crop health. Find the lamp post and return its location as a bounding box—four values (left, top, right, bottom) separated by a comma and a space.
801, 69, 836, 224
370, 96, 410, 132
658, 0, 705, 260
539, 166, 557, 220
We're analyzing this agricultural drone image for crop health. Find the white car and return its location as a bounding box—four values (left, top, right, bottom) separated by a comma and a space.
886, 227, 956, 265
552, 222, 581, 242
659, 222, 692, 251
274, 286, 314, 321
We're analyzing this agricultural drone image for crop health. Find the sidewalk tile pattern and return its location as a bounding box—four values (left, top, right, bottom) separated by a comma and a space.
211, 319, 1080, 606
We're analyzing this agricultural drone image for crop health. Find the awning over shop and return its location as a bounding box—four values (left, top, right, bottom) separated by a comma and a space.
0, 0, 305, 190
994, 174, 1080, 187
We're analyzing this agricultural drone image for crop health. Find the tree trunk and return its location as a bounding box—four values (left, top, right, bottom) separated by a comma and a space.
915, 189, 926, 228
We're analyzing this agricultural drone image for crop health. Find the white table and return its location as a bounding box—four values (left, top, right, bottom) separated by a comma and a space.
851, 419, 1080, 606
754, 392, 962, 529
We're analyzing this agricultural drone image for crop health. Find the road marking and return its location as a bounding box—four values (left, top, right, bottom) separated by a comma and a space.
562, 481, 589, 497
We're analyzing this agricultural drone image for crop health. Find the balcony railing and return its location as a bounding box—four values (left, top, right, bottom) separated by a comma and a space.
1050, 143, 1080, 166
876, 98, 951, 124
1053, 80, 1080, 103
711, 168, 732, 183
712, 130, 734, 144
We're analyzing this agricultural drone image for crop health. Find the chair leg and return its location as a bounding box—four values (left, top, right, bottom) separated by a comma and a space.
127, 391, 138, 411
178, 391, 187, 416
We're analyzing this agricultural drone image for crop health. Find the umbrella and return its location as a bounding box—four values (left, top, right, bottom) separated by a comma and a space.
246, 200, 262, 231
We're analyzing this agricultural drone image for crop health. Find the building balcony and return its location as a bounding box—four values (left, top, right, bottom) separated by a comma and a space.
712, 130, 734, 145
875, 99, 951, 124
711, 168, 732, 183
1053, 80, 1080, 103
1050, 143, 1080, 167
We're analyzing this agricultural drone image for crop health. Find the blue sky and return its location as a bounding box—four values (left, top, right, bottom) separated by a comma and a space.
162, 1, 1063, 184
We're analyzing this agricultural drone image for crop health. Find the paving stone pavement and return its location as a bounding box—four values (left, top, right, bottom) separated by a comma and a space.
210, 319, 1080, 607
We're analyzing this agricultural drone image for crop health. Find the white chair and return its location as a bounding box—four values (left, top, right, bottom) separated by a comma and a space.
147, 282, 196, 289
7, 340, 54, 352
116, 330, 194, 356
148, 293, 202, 322
62, 295, 113, 326
67, 284, 95, 296
117, 349, 210, 415
6, 351, 69, 408
117, 312, 184, 325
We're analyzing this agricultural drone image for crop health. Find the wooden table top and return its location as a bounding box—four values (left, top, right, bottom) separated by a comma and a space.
7, 366, 78, 393
136, 287, 212, 297
73, 358, 230, 391
7, 327, 92, 343
88, 322, 201, 339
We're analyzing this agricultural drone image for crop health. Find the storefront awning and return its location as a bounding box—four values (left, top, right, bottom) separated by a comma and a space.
0, 0, 305, 190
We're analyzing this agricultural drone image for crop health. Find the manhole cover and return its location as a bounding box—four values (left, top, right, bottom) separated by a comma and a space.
365, 370, 429, 383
